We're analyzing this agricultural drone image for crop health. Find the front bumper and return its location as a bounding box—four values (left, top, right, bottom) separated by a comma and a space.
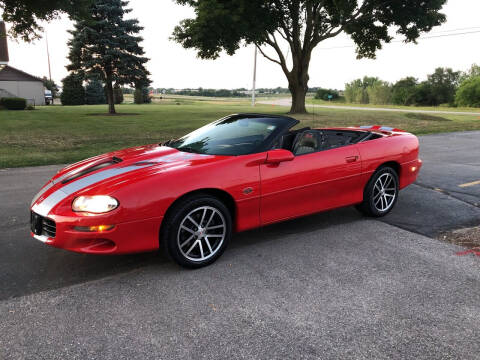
30, 213, 163, 254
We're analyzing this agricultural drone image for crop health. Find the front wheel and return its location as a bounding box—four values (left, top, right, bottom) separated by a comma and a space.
161, 194, 232, 268
355, 167, 399, 217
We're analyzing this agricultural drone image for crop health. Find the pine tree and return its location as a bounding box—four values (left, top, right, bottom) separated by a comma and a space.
60, 74, 85, 106
85, 78, 107, 104
66, 0, 150, 114
113, 84, 124, 104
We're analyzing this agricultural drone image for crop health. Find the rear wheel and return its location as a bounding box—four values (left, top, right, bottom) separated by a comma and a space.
355, 167, 399, 217
161, 194, 232, 268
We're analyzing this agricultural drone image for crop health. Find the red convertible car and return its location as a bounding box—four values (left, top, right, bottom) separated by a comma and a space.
30, 114, 421, 268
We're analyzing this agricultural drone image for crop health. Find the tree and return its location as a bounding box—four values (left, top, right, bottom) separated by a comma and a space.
344, 77, 378, 104
367, 80, 392, 105
60, 73, 85, 105
391, 77, 418, 105
66, 0, 150, 114
113, 84, 124, 104
85, 78, 106, 104
173, 0, 447, 113
134, 87, 151, 104
459, 64, 480, 84
455, 77, 480, 108
42, 77, 59, 98
134, 88, 144, 104
0, 0, 91, 41
425, 67, 460, 106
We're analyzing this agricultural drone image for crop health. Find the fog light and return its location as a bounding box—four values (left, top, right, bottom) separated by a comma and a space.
74, 225, 115, 232
411, 166, 417, 172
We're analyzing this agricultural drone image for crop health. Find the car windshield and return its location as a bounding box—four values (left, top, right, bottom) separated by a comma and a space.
167, 115, 294, 156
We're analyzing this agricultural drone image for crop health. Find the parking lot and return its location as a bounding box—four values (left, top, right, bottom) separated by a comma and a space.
1, 131, 479, 359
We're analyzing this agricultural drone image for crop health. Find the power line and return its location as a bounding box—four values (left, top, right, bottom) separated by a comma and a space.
318, 29, 480, 51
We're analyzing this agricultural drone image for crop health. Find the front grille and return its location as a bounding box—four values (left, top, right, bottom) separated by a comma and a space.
31, 212, 56, 238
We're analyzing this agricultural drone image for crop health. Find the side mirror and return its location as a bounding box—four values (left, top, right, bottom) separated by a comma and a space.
265, 149, 294, 164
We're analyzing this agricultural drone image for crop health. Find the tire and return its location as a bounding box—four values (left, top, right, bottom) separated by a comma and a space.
355, 166, 399, 217
161, 194, 232, 268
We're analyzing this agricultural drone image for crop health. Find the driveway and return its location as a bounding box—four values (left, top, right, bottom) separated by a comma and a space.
0, 131, 479, 359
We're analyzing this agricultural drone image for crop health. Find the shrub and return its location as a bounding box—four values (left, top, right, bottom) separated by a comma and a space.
85, 78, 106, 104
455, 76, 480, 107
0, 97, 27, 110
26, 104, 35, 110
113, 84, 124, 104
61, 74, 85, 105
314, 88, 339, 101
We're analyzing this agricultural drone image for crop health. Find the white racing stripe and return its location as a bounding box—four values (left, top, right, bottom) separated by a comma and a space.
31, 164, 151, 217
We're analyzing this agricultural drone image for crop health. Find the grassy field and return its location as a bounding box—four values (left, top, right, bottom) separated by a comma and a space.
1, 99, 479, 168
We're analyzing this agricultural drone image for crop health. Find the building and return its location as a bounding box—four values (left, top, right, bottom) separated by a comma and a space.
0, 21, 46, 105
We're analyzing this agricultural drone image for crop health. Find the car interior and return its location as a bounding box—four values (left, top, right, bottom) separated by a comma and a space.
273, 128, 382, 155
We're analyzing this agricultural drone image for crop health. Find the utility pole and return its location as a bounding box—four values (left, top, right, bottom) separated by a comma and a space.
251, 46, 257, 107
46, 31, 52, 81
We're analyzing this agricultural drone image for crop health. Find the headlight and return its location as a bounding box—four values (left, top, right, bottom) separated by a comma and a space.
72, 195, 119, 214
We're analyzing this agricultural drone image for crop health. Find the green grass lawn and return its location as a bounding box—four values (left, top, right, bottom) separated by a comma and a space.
1, 100, 479, 168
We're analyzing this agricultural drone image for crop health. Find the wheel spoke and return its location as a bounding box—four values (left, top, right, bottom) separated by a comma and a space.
187, 216, 200, 228
384, 193, 395, 198
206, 224, 224, 230
199, 208, 207, 227
185, 240, 199, 256
204, 237, 213, 254
180, 234, 195, 248
181, 225, 195, 235
206, 234, 223, 238
385, 176, 393, 188
205, 211, 216, 227
198, 240, 204, 259
374, 191, 382, 199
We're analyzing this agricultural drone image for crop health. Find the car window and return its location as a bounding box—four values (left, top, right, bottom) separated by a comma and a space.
167, 116, 296, 156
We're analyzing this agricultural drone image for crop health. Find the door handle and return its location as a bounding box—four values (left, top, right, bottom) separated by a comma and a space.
345, 156, 358, 163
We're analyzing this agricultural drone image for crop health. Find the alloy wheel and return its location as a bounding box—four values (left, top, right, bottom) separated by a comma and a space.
177, 206, 226, 262
373, 173, 397, 212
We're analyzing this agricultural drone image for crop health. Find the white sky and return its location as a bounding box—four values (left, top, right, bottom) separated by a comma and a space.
4, 0, 480, 90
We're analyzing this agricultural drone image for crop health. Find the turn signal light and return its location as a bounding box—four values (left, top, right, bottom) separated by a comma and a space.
411, 166, 417, 172
74, 225, 115, 232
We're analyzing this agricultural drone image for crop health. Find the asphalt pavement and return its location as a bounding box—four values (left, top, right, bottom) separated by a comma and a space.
0, 131, 479, 359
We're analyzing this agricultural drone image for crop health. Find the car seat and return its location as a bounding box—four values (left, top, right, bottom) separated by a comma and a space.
292, 131, 319, 155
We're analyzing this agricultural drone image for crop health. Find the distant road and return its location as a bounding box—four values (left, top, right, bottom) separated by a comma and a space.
259, 98, 480, 116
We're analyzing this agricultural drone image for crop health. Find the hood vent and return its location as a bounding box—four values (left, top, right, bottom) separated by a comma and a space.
61, 158, 122, 184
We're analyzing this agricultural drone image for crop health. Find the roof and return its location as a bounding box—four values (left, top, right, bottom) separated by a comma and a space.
0, 65, 43, 82
0, 21, 8, 64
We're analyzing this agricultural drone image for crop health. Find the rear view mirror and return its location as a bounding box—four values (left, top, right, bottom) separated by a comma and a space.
265, 149, 294, 164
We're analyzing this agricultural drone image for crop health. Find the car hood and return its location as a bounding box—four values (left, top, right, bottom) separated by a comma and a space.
31, 144, 229, 217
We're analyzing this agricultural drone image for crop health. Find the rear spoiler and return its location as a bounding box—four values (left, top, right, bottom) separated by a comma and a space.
355, 125, 406, 132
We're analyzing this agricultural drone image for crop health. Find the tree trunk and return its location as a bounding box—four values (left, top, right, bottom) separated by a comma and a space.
105, 76, 116, 114
287, 57, 310, 114
289, 83, 308, 114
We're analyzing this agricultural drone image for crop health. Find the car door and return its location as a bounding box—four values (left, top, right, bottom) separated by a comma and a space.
259, 131, 363, 225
